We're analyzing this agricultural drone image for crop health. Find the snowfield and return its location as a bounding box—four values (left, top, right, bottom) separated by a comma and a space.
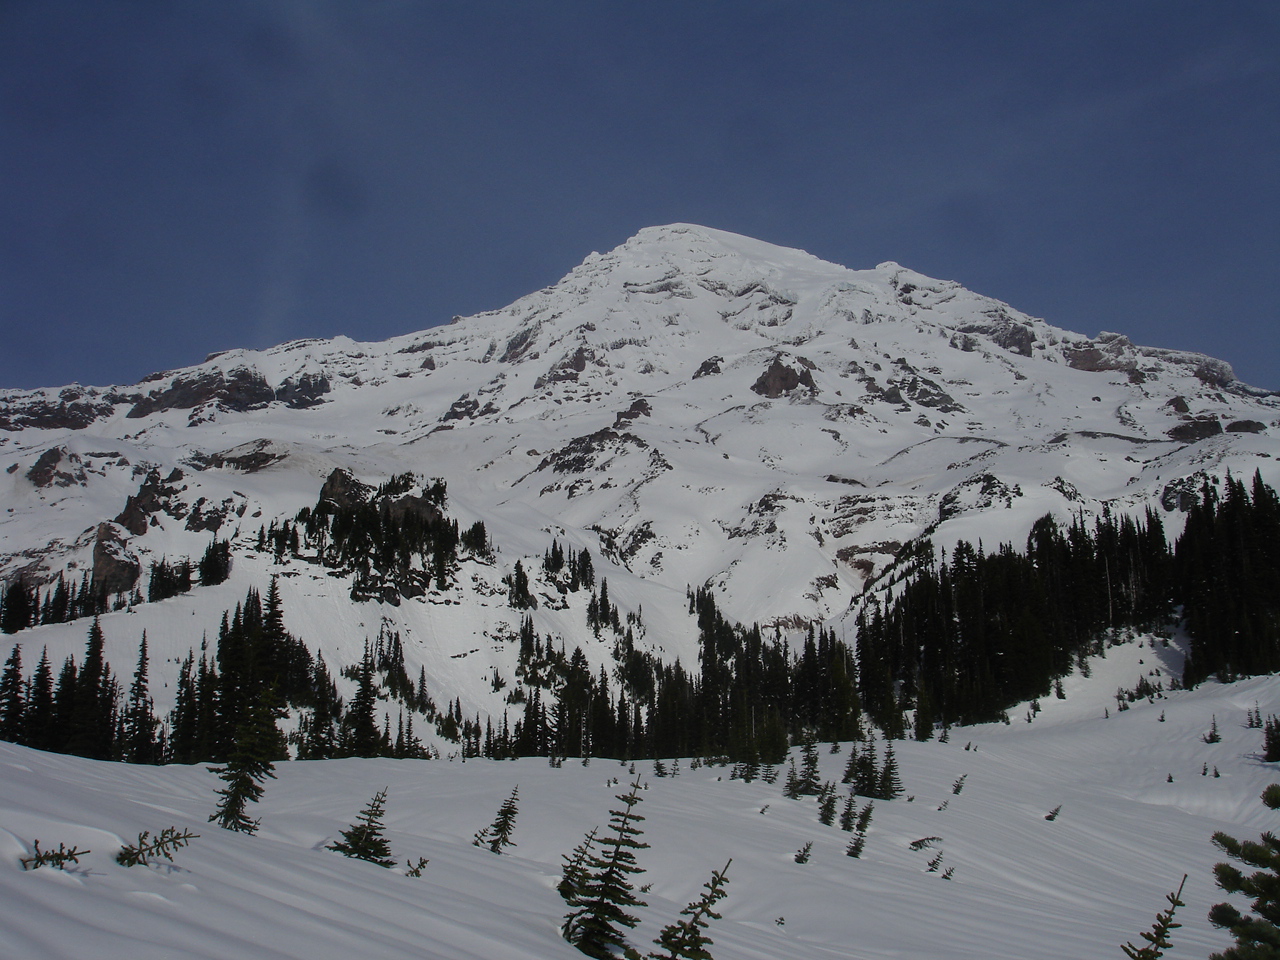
2, 634, 1273, 960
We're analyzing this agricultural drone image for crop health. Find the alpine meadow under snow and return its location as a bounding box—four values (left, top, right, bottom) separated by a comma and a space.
2, 224, 1279, 958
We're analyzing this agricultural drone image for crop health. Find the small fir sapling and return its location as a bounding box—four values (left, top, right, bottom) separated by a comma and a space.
474, 786, 520, 853
793, 841, 813, 864
818, 793, 837, 826
1204, 715, 1222, 744
1264, 715, 1280, 762
328, 787, 395, 867
647, 858, 732, 960
405, 856, 429, 878
558, 826, 600, 900
1045, 804, 1063, 821
20, 840, 89, 870
794, 731, 822, 796
782, 760, 802, 799
207, 697, 283, 834
847, 802, 874, 857
115, 827, 198, 867
839, 794, 858, 832
561, 780, 649, 958
951, 774, 967, 795
855, 802, 874, 834
1121, 874, 1186, 960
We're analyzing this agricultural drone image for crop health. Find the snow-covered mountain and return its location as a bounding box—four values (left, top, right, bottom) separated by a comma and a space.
1, 223, 1277, 720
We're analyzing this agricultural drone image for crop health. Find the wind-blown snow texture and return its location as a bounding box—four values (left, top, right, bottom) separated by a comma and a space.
1, 224, 1278, 956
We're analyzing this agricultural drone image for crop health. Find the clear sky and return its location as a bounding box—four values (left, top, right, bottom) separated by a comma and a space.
1, 0, 1276, 392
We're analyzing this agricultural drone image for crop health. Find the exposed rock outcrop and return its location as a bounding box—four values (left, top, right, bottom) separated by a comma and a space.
26, 447, 87, 488
127, 367, 276, 419
91, 522, 139, 595
1167, 418, 1223, 442
319, 468, 372, 510
751, 358, 817, 398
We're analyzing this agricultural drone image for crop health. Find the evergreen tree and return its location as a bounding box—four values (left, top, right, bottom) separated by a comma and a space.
24, 648, 55, 752
648, 859, 732, 960
1122, 875, 1186, 960
797, 730, 822, 796
1, 580, 33, 634
328, 787, 395, 867
1208, 784, 1280, 958
839, 793, 858, 832
66, 618, 116, 759
0, 644, 24, 743
559, 825, 600, 900
342, 645, 382, 757
877, 743, 903, 800
120, 634, 159, 763
563, 779, 649, 958
1263, 716, 1280, 763
474, 786, 520, 854
198, 538, 232, 586
818, 791, 837, 826
207, 696, 282, 834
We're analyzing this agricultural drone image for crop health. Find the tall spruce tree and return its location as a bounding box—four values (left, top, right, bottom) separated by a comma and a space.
120, 634, 159, 763
66, 618, 117, 759
0, 644, 24, 743
24, 648, 55, 752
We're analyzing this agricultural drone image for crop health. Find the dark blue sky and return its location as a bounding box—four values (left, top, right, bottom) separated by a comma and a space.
2, 0, 1276, 391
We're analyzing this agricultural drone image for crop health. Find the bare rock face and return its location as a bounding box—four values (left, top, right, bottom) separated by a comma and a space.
319, 468, 372, 510
0, 386, 125, 432
751, 358, 817, 398
91, 522, 139, 595
1227, 420, 1267, 434
693, 356, 723, 378
613, 398, 652, 428
189, 440, 288, 473
114, 468, 186, 535
955, 309, 1037, 357
26, 447, 87, 488
273, 373, 331, 409
127, 368, 276, 419
1064, 333, 1137, 373
1167, 418, 1223, 442
1162, 473, 1211, 511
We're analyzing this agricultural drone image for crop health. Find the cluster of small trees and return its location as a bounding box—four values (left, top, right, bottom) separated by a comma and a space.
855, 471, 1280, 733
280, 473, 467, 600
1, 538, 234, 635
1, 574, 111, 633
559, 779, 733, 959
0, 619, 157, 761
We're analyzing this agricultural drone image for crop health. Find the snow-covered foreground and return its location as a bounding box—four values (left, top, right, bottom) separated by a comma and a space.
2, 638, 1274, 960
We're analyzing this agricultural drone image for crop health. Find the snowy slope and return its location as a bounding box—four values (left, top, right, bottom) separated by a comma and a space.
2, 637, 1277, 960
1, 223, 1278, 721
